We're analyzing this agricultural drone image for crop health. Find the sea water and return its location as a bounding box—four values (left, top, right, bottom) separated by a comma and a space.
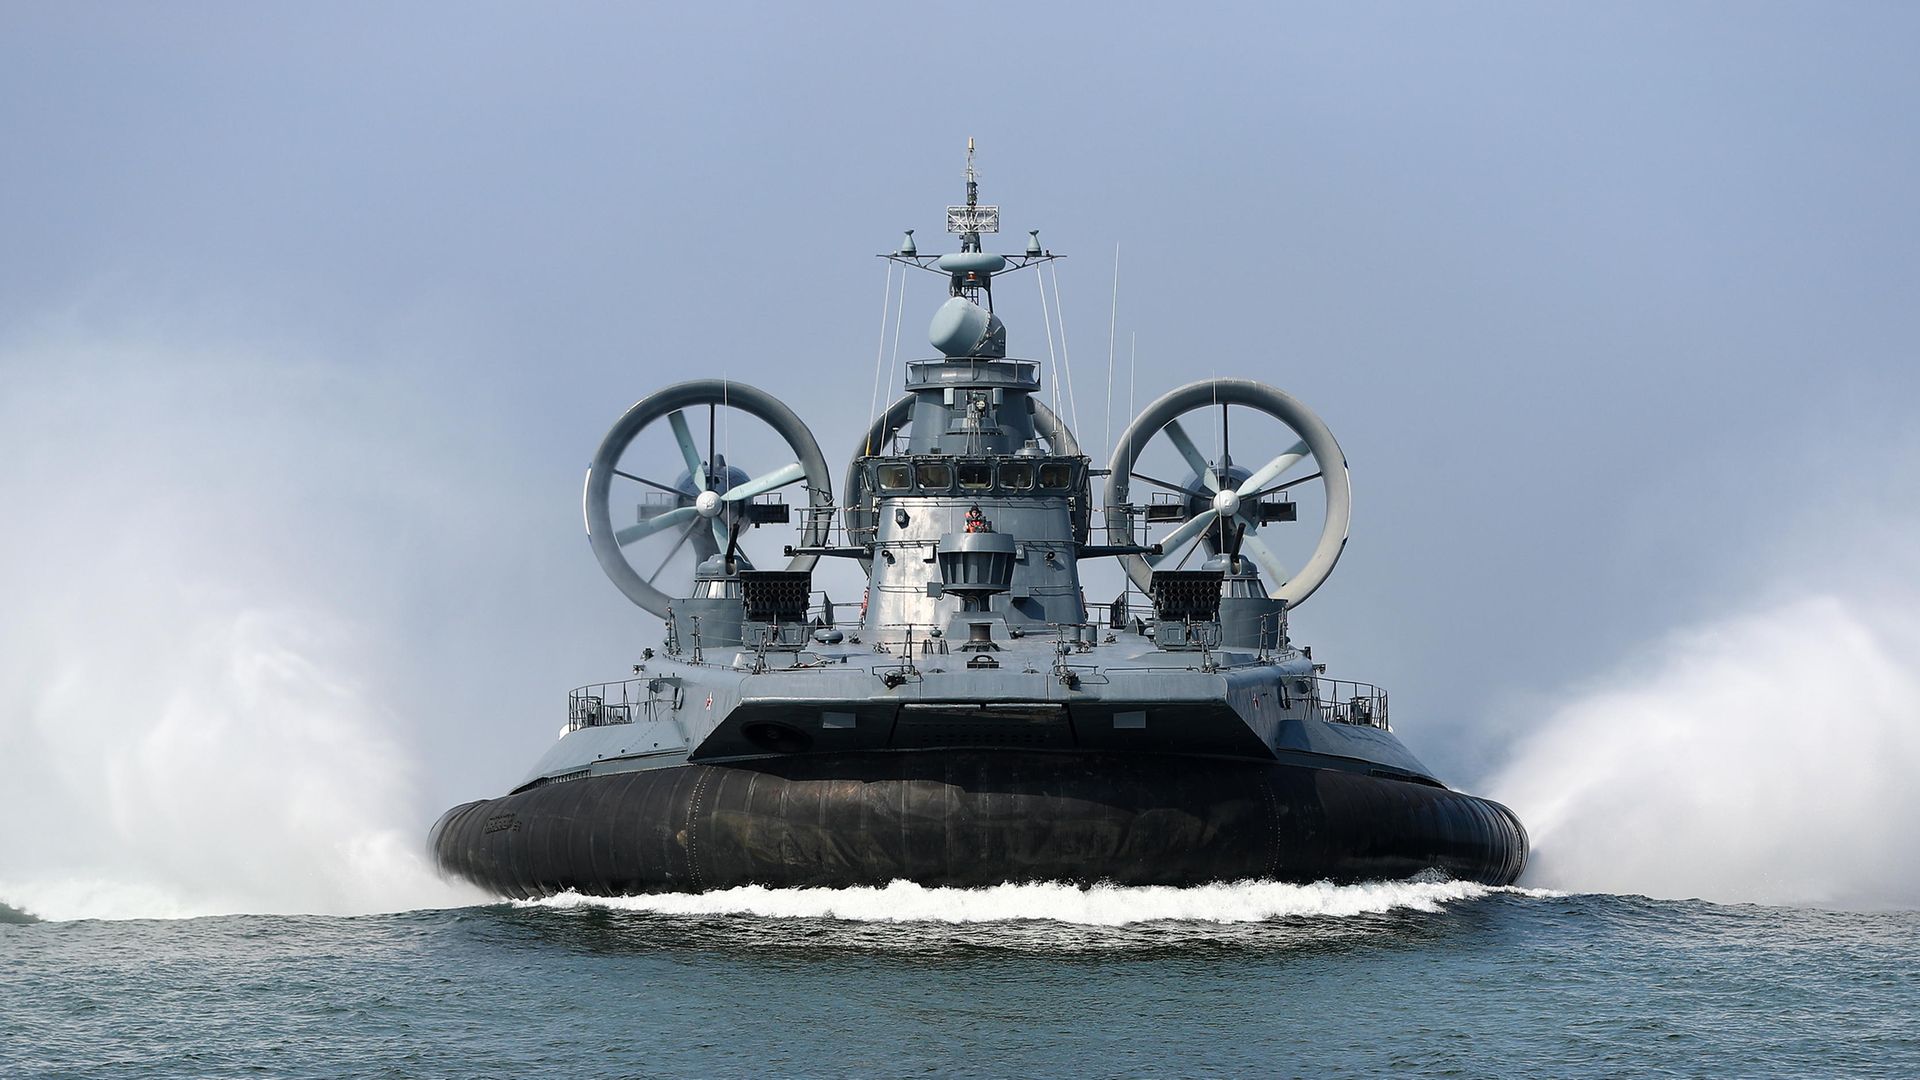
3, 883, 1916, 1078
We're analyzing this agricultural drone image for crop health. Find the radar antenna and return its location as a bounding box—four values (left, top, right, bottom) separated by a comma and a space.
887, 141, 1058, 284
947, 137, 999, 254
874, 142, 1066, 361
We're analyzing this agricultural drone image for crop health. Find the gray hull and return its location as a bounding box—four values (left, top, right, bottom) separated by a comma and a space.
430, 750, 1527, 897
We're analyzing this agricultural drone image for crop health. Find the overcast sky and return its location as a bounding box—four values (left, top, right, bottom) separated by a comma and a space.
3, 4, 1917, 902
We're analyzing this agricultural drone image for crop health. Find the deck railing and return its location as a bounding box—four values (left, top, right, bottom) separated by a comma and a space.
1314, 677, 1390, 731
567, 677, 682, 732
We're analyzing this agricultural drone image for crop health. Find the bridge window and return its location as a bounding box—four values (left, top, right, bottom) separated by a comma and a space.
916, 462, 953, 490
958, 462, 992, 490
1038, 462, 1072, 489
999, 461, 1033, 489
877, 463, 912, 492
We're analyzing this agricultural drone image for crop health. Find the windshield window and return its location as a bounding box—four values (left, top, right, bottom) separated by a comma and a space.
958, 462, 993, 490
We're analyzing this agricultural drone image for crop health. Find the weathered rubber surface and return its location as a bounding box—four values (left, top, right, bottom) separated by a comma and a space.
430, 751, 1528, 898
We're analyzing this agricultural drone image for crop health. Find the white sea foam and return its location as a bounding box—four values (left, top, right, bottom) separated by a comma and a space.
521, 879, 1553, 925
1489, 591, 1920, 909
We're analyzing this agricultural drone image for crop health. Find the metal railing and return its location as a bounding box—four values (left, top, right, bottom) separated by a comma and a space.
1314, 678, 1390, 731
566, 677, 682, 733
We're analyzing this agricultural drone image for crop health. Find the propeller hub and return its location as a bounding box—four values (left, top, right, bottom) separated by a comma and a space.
694, 489, 723, 518
1211, 488, 1242, 517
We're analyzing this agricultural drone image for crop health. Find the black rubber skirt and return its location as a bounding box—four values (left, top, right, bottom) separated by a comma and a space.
430, 751, 1528, 898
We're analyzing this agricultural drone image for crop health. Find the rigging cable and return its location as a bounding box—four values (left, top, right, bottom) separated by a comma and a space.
1036, 263, 1060, 429
1127, 330, 1138, 552
865, 262, 896, 455
1049, 261, 1083, 445
886, 259, 908, 454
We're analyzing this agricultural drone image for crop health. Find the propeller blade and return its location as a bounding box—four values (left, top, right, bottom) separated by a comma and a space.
667, 410, 708, 491
712, 514, 731, 554
1242, 532, 1288, 585
1130, 471, 1210, 501
1148, 508, 1219, 566
724, 461, 806, 502
1240, 470, 1323, 503
1236, 440, 1310, 497
1163, 419, 1219, 492
615, 505, 697, 546
646, 518, 700, 584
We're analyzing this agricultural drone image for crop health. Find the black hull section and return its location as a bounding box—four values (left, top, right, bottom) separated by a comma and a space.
430, 751, 1528, 898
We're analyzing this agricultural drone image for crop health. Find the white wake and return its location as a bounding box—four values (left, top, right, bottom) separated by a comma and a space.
521, 879, 1549, 925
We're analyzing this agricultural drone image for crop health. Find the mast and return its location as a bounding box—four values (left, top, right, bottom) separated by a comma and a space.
961, 137, 982, 253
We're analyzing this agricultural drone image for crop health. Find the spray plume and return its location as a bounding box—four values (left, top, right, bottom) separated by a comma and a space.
1490, 588, 1920, 909
0, 333, 485, 920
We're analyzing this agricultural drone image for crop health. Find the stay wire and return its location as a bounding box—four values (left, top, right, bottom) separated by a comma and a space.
1036, 265, 1060, 428
1049, 261, 1081, 445
865, 263, 896, 455
886, 263, 908, 454
1127, 331, 1137, 541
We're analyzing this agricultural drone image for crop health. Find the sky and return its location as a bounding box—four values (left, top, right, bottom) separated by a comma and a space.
2, 3, 1917, 914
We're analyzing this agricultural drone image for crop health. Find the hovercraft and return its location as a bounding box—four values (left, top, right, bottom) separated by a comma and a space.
431, 146, 1527, 897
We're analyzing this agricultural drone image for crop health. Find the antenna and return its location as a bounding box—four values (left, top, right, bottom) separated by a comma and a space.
966, 136, 977, 209
947, 137, 999, 252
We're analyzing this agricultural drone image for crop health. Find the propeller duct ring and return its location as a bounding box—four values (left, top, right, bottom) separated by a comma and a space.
1103, 378, 1351, 609
584, 379, 833, 616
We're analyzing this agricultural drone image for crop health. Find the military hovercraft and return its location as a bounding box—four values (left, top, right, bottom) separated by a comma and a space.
431, 149, 1527, 897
